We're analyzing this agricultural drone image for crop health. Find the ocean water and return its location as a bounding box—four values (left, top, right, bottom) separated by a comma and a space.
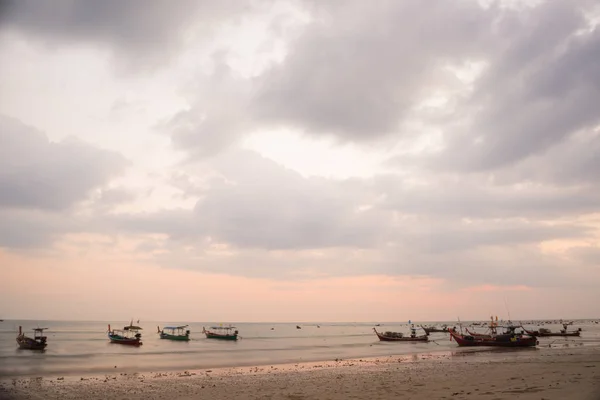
1, 319, 599, 378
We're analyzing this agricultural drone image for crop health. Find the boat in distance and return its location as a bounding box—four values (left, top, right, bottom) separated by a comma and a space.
108, 324, 143, 346
203, 325, 239, 340
373, 328, 428, 342
420, 325, 450, 334
523, 326, 581, 337
16, 326, 48, 350
158, 325, 190, 341
449, 329, 537, 347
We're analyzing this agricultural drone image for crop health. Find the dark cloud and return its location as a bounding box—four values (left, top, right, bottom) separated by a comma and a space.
0, 209, 81, 249
0, 115, 127, 210
252, 0, 493, 140
0, 0, 255, 68
376, 172, 600, 219
492, 129, 600, 186
440, 1, 600, 170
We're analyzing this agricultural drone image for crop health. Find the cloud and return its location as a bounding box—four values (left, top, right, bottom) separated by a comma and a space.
2, 0, 599, 296
111, 150, 388, 249
252, 0, 493, 140
0, 209, 82, 249
376, 172, 600, 219
164, 0, 600, 175
167, 62, 254, 158
0, 115, 128, 211
91, 148, 594, 289
0, 0, 256, 69
439, 1, 600, 170
167, 0, 496, 155
491, 129, 600, 186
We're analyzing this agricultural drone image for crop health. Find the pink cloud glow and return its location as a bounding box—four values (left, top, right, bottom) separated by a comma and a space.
1, 234, 598, 322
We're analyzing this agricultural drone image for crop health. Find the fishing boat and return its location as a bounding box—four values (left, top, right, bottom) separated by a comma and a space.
108, 324, 142, 346
16, 327, 48, 350
449, 329, 537, 347
202, 325, 238, 340
373, 327, 429, 342
465, 316, 521, 338
158, 325, 190, 341
420, 325, 449, 334
523, 325, 581, 337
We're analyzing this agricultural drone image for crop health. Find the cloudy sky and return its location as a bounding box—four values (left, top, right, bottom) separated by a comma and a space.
1, 0, 599, 322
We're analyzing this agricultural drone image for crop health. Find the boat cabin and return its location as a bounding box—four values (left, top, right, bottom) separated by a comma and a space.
33, 328, 47, 341
162, 325, 190, 335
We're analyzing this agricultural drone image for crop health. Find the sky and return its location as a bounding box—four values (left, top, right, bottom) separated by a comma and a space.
1, 0, 599, 322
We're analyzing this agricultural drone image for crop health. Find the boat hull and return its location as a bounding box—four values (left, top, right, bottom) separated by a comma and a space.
450, 331, 537, 347
421, 326, 449, 334
16, 336, 47, 350
204, 332, 238, 340
524, 329, 580, 337
373, 329, 428, 342
108, 334, 142, 346
159, 333, 190, 341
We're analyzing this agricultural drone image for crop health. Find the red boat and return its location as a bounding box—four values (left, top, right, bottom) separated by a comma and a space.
373, 328, 428, 342
449, 329, 537, 347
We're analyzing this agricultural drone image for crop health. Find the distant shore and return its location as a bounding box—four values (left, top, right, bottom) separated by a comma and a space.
2, 347, 599, 400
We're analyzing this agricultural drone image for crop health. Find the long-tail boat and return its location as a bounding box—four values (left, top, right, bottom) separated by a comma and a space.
449, 329, 537, 347
373, 327, 428, 342
203, 325, 238, 340
465, 316, 521, 338
523, 325, 581, 337
108, 324, 143, 346
16, 326, 48, 350
158, 325, 191, 341
420, 325, 449, 334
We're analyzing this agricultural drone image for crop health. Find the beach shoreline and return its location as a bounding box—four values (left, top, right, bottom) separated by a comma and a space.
2, 346, 600, 400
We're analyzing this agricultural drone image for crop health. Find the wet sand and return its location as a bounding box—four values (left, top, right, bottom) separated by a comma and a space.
2, 347, 600, 400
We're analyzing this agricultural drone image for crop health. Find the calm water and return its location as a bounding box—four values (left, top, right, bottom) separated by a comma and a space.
1, 320, 599, 378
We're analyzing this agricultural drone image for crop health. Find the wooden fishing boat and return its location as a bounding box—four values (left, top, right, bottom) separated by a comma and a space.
373, 328, 428, 342
16, 327, 48, 350
158, 325, 190, 341
464, 316, 521, 338
421, 325, 449, 334
108, 324, 142, 346
449, 329, 537, 347
523, 327, 581, 337
203, 326, 238, 340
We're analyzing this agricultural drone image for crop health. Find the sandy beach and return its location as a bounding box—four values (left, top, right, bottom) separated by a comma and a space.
2, 347, 599, 400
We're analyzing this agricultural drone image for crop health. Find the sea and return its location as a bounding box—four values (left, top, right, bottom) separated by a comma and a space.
1, 319, 599, 378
